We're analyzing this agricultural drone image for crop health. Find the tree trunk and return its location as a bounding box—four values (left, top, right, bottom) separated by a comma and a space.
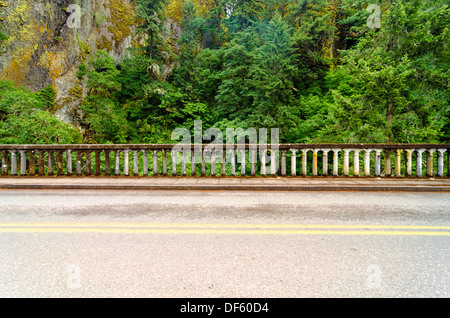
217, 8, 221, 46
386, 100, 393, 143
149, 31, 154, 60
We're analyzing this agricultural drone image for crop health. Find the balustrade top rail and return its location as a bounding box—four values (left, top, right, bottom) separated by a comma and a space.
1, 144, 449, 178
0, 143, 448, 151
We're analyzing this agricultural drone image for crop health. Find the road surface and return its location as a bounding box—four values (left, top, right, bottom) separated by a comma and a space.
0, 189, 449, 298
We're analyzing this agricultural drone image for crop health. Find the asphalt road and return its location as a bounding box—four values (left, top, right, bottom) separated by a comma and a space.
0, 189, 449, 298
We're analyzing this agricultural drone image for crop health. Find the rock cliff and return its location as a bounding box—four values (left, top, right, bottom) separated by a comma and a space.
0, 0, 139, 124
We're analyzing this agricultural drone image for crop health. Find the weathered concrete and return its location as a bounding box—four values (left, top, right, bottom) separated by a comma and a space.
1, 144, 449, 179
0, 177, 449, 192
0, 0, 140, 124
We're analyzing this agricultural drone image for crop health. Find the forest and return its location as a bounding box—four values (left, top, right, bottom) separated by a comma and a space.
0, 0, 449, 145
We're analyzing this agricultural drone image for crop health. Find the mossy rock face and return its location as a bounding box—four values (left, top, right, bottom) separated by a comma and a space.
0, 0, 139, 124
96, 0, 137, 57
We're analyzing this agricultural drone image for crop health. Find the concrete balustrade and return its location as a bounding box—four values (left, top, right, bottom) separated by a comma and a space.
290, 149, 297, 177
0, 144, 448, 178
343, 149, 350, 177
426, 149, 435, 177
374, 150, 382, 177
364, 149, 372, 177
332, 149, 339, 177
301, 149, 308, 177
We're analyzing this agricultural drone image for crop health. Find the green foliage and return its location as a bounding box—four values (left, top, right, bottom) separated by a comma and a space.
135, 0, 170, 62
312, 0, 450, 143
1, 0, 448, 145
225, 0, 265, 32
0, 1, 7, 52
76, 62, 88, 80
0, 81, 82, 144
214, 13, 300, 139
35, 85, 56, 110
103, 0, 450, 144
79, 51, 128, 144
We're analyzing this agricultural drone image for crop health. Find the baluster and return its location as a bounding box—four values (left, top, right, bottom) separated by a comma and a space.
221, 148, 226, 177
1, 150, 7, 176
191, 148, 196, 177
201, 148, 206, 177
290, 149, 297, 177
251, 148, 256, 177
47, 151, 54, 176
29, 150, 36, 176
364, 150, 372, 177
104, 150, 110, 176
281, 150, 286, 177
172, 150, 178, 177
426, 149, 435, 177
385, 150, 392, 177
10, 151, 17, 176
85, 151, 92, 176
38, 150, 45, 176
405, 149, 413, 177
332, 149, 339, 177
270, 149, 277, 177
162, 149, 168, 176
260, 148, 266, 176
312, 149, 318, 177
343, 149, 350, 177
301, 149, 308, 177
66, 150, 72, 176
395, 149, 402, 177
211, 148, 216, 177
240, 148, 246, 176
437, 149, 446, 177
56, 151, 63, 176
153, 150, 159, 176
133, 150, 139, 176
115, 150, 121, 176
20, 150, 27, 176
142, 150, 148, 177
353, 150, 360, 177
416, 149, 425, 177
374, 150, 382, 177
230, 147, 236, 177
322, 149, 329, 176
95, 151, 101, 176
123, 150, 129, 176
182, 149, 187, 177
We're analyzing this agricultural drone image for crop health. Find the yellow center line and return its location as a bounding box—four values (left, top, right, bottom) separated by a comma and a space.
0, 228, 449, 236
1, 222, 450, 230
0, 222, 449, 236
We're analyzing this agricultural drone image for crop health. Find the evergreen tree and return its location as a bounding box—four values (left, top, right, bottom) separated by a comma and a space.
80, 51, 128, 144
0, 82, 82, 144
225, 0, 265, 33
215, 28, 261, 123
248, 13, 299, 136
316, 0, 450, 142
136, 0, 169, 61
1, 0, 448, 145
